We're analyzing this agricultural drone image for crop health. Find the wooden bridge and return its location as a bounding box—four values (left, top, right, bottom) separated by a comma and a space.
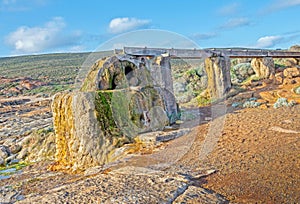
118, 46, 300, 100
122, 47, 300, 59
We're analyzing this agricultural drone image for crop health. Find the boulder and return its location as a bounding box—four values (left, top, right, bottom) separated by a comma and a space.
283, 67, 300, 78
0, 145, 10, 160
51, 55, 179, 171
251, 57, 275, 79
275, 72, 284, 85
283, 78, 297, 85
284, 58, 299, 67
290, 45, 300, 51
0, 157, 4, 166
10, 144, 22, 154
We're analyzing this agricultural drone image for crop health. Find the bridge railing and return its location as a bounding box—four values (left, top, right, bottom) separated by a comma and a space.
122, 47, 300, 59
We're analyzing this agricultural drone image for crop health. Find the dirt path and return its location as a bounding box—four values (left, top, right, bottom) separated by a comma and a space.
175, 105, 300, 203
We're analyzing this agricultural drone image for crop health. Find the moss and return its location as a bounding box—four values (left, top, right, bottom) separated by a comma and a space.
112, 90, 139, 137
95, 91, 121, 138
36, 127, 54, 135
196, 95, 212, 107
241, 75, 261, 85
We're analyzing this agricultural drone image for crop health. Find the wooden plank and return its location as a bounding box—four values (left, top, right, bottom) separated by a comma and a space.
123, 47, 300, 58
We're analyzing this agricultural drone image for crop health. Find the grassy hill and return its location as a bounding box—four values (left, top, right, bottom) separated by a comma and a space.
0, 52, 113, 97
0, 53, 93, 84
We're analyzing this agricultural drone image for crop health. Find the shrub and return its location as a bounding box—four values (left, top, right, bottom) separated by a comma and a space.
243, 101, 261, 108
295, 86, 300, 95
273, 98, 297, 108
231, 63, 254, 83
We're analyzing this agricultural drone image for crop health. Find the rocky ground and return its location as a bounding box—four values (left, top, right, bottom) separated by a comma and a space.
0, 96, 54, 167
0, 77, 47, 97
1, 90, 300, 203
1, 99, 299, 203
0, 96, 52, 138
0, 64, 300, 203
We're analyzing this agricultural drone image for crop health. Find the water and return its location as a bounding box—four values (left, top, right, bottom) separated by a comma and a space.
0, 168, 17, 180
0, 175, 11, 180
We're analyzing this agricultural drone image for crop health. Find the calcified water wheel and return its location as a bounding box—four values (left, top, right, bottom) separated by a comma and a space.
74, 29, 228, 170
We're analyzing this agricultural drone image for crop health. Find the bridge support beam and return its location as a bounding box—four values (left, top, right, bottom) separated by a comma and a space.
148, 56, 178, 124
251, 57, 275, 79
204, 56, 231, 99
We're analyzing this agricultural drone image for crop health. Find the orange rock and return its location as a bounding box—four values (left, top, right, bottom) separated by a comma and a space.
256, 99, 267, 104
283, 78, 297, 85
259, 104, 268, 109
22, 82, 37, 90
285, 58, 298, 67
283, 67, 300, 78
259, 91, 277, 103
277, 89, 292, 98
275, 73, 283, 85
8, 87, 21, 93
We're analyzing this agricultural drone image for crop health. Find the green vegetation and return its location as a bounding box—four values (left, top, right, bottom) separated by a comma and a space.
0, 162, 29, 176
0, 51, 113, 96
0, 53, 89, 82
295, 86, 300, 94
274, 58, 288, 69
95, 91, 119, 136
36, 127, 54, 135
230, 63, 254, 84
196, 95, 212, 106
171, 58, 208, 105
241, 75, 261, 85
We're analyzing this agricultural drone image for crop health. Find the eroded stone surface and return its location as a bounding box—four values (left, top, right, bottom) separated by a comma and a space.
51, 55, 180, 170
251, 57, 275, 79
18, 166, 228, 204
204, 56, 231, 99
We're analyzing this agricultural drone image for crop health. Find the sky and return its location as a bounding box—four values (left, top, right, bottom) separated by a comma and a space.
1, 0, 300, 57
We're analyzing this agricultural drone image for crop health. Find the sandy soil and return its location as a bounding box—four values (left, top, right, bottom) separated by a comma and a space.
175, 106, 300, 203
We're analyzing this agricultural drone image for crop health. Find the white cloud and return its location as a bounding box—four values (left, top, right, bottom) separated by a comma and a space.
220, 18, 250, 29
255, 35, 283, 48
273, 0, 300, 9
218, 3, 240, 16
5, 17, 81, 54
261, 0, 300, 13
108, 17, 151, 34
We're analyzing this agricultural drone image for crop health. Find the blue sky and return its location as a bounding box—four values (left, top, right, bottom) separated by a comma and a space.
1, 0, 300, 57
